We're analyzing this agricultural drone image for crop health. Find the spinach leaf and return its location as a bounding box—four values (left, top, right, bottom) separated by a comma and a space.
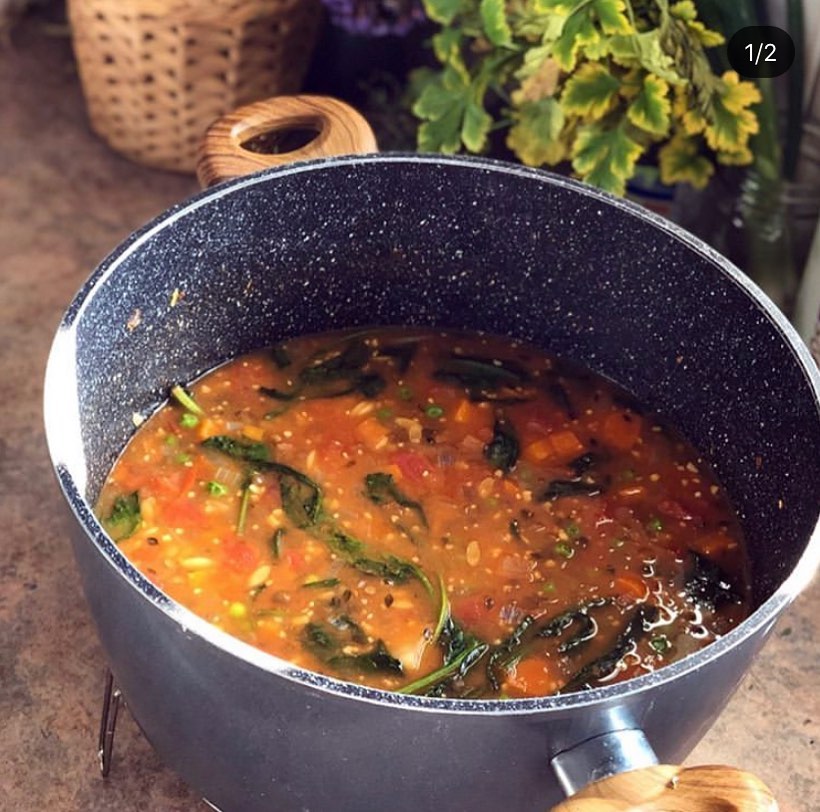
325, 529, 433, 594
537, 478, 603, 501
398, 616, 489, 696
486, 615, 537, 690
104, 491, 141, 541
262, 461, 323, 529
538, 597, 611, 653
568, 451, 604, 476
261, 337, 385, 402
328, 640, 403, 674
351, 554, 419, 583
202, 435, 270, 465
203, 443, 322, 530
484, 419, 520, 473
364, 472, 428, 529
329, 613, 367, 644
544, 379, 576, 420
271, 344, 292, 369
237, 474, 252, 535
302, 622, 336, 656
302, 621, 402, 676
269, 528, 285, 559
433, 355, 532, 402
377, 342, 418, 373
259, 386, 298, 402
486, 599, 612, 690
303, 578, 341, 589
300, 338, 371, 385
560, 604, 659, 694
684, 552, 741, 611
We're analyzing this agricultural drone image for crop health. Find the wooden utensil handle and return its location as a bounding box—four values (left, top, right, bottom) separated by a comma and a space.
549, 764, 778, 811
196, 95, 377, 188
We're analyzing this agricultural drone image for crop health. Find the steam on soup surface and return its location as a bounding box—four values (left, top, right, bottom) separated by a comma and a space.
97, 328, 749, 698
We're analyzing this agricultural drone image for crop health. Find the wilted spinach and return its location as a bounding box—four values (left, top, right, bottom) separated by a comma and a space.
104, 492, 141, 541
364, 472, 427, 529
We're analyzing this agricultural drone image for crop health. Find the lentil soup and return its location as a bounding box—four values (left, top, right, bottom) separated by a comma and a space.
96, 328, 750, 699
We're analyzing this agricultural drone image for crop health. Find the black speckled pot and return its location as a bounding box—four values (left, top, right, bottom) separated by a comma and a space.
44, 155, 820, 812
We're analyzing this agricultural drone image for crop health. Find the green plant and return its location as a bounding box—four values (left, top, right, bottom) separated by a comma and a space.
412, 0, 762, 195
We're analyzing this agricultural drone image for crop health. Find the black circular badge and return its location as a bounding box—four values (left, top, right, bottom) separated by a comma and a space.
727, 26, 795, 79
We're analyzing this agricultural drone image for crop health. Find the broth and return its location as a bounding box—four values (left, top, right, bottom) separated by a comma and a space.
96, 328, 750, 698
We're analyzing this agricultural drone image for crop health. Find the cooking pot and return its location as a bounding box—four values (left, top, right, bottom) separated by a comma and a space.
44, 96, 820, 811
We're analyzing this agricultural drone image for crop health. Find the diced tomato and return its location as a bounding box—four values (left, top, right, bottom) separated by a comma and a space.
451, 594, 493, 626
284, 549, 306, 571
600, 411, 642, 451
222, 538, 260, 572
504, 657, 560, 697
613, 572, 648, 601
160, 496, 205, 527
391, 451, 431, 483
150, 464, 198, 500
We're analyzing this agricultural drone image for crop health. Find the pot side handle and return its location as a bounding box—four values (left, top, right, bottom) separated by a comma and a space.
548, 764, 778, 811
196, 95, 378, 188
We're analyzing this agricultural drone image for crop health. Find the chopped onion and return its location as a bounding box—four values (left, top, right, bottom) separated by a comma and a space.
213, 466, 243, 490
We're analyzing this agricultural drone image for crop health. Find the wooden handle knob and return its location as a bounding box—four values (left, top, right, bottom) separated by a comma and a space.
196, 95, 378, 188
549, 764, 778, 812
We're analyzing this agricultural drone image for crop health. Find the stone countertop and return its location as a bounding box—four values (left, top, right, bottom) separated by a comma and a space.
0, 11, 817, 812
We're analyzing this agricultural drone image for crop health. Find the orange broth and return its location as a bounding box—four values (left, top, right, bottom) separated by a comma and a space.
96, 328, 750, 698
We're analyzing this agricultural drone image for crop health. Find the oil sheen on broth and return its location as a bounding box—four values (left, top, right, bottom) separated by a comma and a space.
96, 328, 750, 699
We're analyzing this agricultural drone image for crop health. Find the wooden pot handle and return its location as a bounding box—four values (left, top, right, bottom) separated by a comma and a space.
549, 764, 778, 811
196, 95, 378, 188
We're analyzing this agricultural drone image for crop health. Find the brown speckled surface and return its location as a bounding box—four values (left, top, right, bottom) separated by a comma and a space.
0, 10, 817, 812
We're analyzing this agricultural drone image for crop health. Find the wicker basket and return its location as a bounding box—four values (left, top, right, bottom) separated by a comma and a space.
68, 0, 322, 172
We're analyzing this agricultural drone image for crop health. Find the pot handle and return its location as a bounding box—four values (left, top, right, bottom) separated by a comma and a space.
196, 95, 378, 188
549, 764, 778, 811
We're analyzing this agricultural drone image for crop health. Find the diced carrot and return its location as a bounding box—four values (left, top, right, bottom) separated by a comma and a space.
601, 411, 642, 451
197, 418, 217, 441
524, 431, 583, 463
692, 532, 737, 559
241, 424, 264, 441
355, 417, 390, 450
453, 399, 486, 430
505, 657, 559, 696
548, 430, 584, 461
613, 572, 648, 601
523, 437, 554, 462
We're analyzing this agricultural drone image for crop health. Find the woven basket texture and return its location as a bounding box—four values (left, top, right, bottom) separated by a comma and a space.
68, 0, 322, 172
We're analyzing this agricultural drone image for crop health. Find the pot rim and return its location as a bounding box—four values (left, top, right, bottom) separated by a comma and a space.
45, 152, 820, 716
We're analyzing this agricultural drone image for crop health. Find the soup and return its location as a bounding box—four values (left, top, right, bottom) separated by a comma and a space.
96, 328, 749, 698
